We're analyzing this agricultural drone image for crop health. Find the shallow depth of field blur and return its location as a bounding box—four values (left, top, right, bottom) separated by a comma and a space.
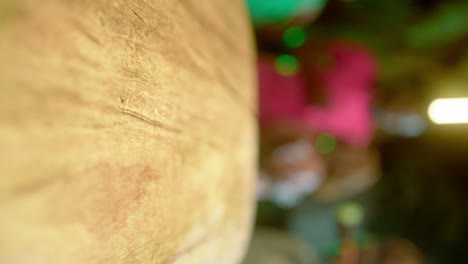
243, 0, 468, 263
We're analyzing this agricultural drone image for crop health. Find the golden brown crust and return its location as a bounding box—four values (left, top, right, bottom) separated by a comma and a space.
0, 0, 256, 263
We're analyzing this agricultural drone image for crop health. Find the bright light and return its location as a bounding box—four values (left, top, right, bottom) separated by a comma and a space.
428, 98, 468, 124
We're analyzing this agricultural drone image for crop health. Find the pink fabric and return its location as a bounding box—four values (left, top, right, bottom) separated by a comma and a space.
259, 42, 377, 146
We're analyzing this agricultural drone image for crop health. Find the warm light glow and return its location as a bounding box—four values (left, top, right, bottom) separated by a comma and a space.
428, 98, 468, 124
337, 202, 363, 227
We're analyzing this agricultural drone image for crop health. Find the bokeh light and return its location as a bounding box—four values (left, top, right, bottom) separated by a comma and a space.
274, 54, 299, 75
428, 98, 468, 124
337, 202, 364, 227
283, 26, 306, 49
315, 133, 336, 154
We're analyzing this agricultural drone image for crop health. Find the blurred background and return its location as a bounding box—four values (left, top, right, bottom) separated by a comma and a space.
242, 0, 468, 263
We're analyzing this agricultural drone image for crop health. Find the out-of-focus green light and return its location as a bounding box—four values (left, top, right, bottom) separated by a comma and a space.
315, 133, 336, 154
283, 26, 306, 48
337, 202, 364, 227
275, 54, 299, 76
246, 0, 328, 26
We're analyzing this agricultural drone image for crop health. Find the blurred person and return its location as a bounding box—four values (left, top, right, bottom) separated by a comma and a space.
287, 198, 368, 261
258, 122, 380, 206
259, 40, 377, 146
257, 39, 379, 206
288, 199, 424, 264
